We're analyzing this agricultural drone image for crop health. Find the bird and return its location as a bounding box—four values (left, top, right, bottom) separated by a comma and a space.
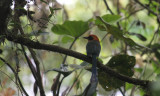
84, 34, 101, 82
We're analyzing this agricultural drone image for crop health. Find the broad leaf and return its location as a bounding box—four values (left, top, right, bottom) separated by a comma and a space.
96, 16, 150, 49
98, 70, 124, 91
95, 14, 121, 24
61, 36, 74, 43
152, 61, 160, 74
107, 55, 135, 69
51, 20, 89, 38
125, 83, 134, 90
98, 55, 135, 91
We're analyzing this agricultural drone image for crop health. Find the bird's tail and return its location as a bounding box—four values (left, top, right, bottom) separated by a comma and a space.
91, 54, 98, 82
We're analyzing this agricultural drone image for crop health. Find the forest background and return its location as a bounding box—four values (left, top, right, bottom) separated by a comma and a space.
0, 0, 160, 96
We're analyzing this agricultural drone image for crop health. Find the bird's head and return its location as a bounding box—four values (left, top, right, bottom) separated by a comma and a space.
83, 35, 100, 42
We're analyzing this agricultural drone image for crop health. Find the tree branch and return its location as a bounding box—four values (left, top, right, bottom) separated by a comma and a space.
134, 0, 157, 16
21, 45, 45, 96
6, 34, 150, 87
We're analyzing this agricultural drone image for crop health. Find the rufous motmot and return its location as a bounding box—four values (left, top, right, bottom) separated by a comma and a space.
84, 35, 101, 82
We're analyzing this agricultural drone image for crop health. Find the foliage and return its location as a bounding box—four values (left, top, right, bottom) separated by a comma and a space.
99, 55, 135, 91
51, 20, 89, 38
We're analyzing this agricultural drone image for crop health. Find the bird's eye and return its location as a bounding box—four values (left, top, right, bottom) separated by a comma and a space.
88, 36, 94, 40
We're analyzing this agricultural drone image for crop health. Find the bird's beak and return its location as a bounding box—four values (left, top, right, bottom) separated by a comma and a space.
83, 37, 88, 39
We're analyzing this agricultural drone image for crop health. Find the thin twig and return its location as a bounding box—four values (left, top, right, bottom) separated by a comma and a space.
62, 37, 78, 64
103, 0, 114, 15
57, 76, 65, 96
103, 0, 121, 30
101, 33, 109, 42
146, 60, 160, 79
21, 46, 41, 92
66, 69, 83, 96
18, 17, 46, 96
0, 57, 28, 96
141, 18, 160, 56
139, 59, 148, 79
127, 21, 136, 31
122, 8, 144, 21
148, 24, 160, 47
134, 0, 157, 16
0, 70, 20, 88
56, 37, 78, 96
117, 0, 120, 14
28, 48, 45, 96
119, 87, 125, 96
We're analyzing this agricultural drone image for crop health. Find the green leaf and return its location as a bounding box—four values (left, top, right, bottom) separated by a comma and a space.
98, 70, 124, 91
107, 55, 135, 69
129, 32, 147, 41
97, 57, 103, 64
96, 16, 150, 49
61, 36, 74, 43
98, 54, 135, 91
134, 68, 143, 73
0, 59, 4, 66
97, 25, 106, 31
48, 7, 61, 18
95, 14, 121, 24
125, 83, 133, 90
52, 41, 59, 44
49, 7, 54, 14
51, 20, 89, 38
48, 7, 54, 18
152, 61, 160, 74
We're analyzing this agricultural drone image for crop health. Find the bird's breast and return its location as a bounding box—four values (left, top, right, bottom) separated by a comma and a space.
86, 40, 101, 56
